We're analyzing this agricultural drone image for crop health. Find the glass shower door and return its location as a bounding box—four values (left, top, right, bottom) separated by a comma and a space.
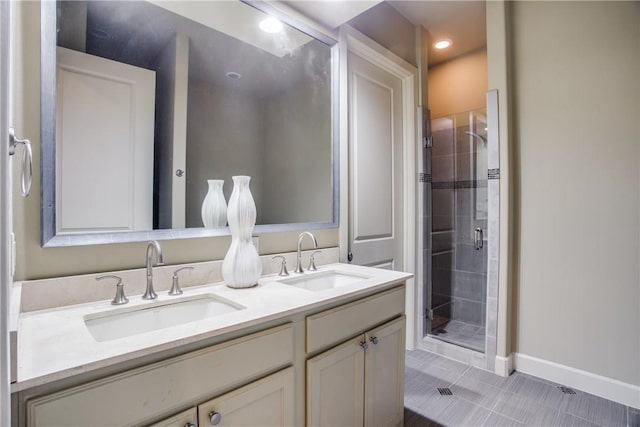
428, 108, 488, 352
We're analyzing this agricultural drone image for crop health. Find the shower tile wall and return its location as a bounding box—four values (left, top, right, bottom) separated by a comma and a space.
431, 118, 487, 334
431, 122, 455, 328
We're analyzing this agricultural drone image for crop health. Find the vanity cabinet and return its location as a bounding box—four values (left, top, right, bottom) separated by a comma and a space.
18, 283, 407, 427
306, 286, 406, 427
307, 316, 405, 427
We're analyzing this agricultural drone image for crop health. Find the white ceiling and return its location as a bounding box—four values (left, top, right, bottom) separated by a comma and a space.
282, 0, 383, 30
280, 0, 486, 66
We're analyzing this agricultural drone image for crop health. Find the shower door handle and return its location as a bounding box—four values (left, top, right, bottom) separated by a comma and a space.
8, 127, 32, 197
474, 228, 483, 250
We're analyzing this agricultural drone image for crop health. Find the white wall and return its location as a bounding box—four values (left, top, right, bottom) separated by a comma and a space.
511, 1, 640, 386
262, 78, 332, 224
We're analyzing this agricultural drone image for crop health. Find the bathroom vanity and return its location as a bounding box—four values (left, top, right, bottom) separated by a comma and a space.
11, 262, 411, 427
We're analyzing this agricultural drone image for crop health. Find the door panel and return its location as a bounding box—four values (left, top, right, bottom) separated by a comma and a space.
307, 335, 365, 427
56, 47, 155, 233
364, 317, 406, 427
348, 52, 403, 269
428, 109, 488, 352
197, 367, 295, 427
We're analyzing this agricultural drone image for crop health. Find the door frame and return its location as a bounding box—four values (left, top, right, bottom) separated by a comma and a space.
0, 1, 11, 424
338, 25, 418, 349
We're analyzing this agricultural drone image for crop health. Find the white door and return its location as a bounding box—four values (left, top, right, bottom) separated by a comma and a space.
56, 47, 155, 233
348, 51, 404, 270
307, 335, 366, 427
0, 2, 11, 424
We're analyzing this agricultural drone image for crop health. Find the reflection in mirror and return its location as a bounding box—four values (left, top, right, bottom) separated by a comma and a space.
43, 0, 337, 246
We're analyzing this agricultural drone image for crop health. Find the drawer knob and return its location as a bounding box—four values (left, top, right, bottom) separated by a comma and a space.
370, 336, 379, 345
360, 340, 368, 350
209, 411, 222, 425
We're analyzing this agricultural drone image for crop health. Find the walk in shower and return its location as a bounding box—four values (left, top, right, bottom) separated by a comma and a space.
427, 108, 488, 352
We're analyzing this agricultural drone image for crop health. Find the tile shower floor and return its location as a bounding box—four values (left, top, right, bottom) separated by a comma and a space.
404, 349, 640, 427
430, 319, 485, 352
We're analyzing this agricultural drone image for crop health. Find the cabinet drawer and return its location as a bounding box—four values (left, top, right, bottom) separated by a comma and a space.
306, 286, 405, 354
26, 323, 293, 427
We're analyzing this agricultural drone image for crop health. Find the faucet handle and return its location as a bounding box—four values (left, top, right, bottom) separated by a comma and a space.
308, 250, 322, 271
272, 256, 289, 276
96, 274, 129, 305
169, 266, 194, 296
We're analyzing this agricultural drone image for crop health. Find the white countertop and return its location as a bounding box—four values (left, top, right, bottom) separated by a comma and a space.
14, 263, 412, 391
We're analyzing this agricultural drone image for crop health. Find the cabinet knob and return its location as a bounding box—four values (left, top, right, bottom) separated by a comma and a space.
185, 424, 196, 427
360, 340, 368, 350
370, 336, 379, 345
209, 411, 222, 425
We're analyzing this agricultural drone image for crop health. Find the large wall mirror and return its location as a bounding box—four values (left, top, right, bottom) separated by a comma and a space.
41, 0, 338, 247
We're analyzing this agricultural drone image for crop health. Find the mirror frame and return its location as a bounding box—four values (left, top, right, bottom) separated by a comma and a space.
41, 0, 339, 247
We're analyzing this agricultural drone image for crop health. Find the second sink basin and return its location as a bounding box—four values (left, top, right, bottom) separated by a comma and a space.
277, 270, 371, 291
84, 295, 245, 342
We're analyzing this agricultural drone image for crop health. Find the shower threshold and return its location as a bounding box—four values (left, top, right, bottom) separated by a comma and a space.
429, 319, 485, 353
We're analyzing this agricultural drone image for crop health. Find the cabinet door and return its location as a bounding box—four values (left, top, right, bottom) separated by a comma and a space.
307, 335, 366, 427
364, 316, 406, 427
197, 367, 294, 427
147, 407, 197, 427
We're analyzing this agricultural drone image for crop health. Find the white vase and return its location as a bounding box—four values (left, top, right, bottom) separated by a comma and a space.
201, 179, 227, 228
222, 176, 262, 288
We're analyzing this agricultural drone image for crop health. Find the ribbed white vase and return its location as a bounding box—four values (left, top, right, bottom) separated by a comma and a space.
201, 179, 227, 228
222, 176, 262, 288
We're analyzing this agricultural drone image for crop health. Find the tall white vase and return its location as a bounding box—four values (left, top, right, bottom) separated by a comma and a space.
222, 176, 262, 288
201, 179, 227, 228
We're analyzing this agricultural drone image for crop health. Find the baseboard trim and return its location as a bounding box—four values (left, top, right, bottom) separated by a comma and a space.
514, 353, 640, 409
495, 353, 514, 377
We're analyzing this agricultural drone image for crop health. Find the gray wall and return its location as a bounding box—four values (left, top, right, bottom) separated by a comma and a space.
186, 81, 265, 227
348, 2, 416, 67
153, 35, 178, 229
510, 1, 640, 385
262, 77, 332, 224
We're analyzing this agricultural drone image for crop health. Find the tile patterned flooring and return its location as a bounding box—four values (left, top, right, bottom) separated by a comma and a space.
405, 349, 640, 427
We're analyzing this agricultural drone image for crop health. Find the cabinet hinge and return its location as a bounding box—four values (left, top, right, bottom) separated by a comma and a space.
426, 309, 434, 320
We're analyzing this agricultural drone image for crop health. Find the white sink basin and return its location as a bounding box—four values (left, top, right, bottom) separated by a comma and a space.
277, 270, 371, 291
84, 295, 244, 342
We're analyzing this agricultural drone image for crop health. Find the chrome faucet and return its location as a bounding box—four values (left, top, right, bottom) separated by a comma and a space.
143, 240, 164, 300
295, 231, 318, 273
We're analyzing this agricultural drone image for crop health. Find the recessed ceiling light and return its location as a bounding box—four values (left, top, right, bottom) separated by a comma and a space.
259, 17, 283, 34
434, 39, 452, 50
226, 71, 242, 80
